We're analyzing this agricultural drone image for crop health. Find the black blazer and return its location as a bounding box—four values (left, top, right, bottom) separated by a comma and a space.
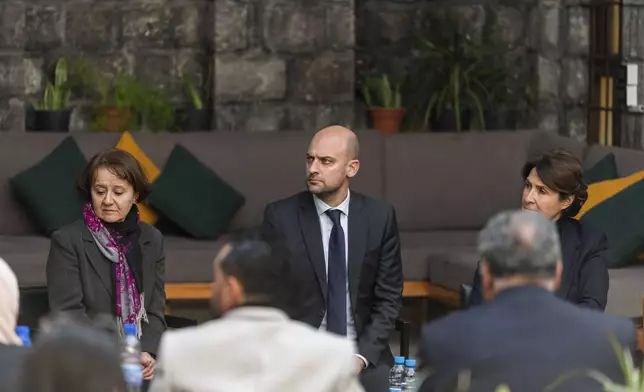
468, 216, 609, 310
0, 344, 27, 392
46, 220, 167, 355
420, 286, 636, 392
262, 191, 403, 368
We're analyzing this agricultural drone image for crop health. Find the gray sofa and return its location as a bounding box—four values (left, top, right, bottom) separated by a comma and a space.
0, 130, 642, 318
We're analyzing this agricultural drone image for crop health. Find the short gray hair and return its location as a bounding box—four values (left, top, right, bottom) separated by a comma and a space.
478, 210, 562, 278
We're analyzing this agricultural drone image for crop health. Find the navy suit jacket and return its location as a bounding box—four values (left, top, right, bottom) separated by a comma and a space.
419, 286, 636, 392
469, 216, 609, 310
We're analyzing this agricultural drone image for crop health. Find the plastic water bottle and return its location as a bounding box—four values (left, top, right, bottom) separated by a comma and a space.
15, 325, 31, 346
121, 324, 142, 392
389, 356, 406, 389
403, 358, 417, 391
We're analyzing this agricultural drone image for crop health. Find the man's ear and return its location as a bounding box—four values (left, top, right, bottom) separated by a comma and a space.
553, 261, 563, 291
228, 276, 245, 304
481, 261, 494, 303
347, 159, 360, 178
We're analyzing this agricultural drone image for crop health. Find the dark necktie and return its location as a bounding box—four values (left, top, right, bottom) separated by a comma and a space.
325, 209, 347, 336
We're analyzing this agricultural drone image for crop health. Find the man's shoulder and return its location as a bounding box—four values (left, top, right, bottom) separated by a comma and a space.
266, 191, 309, 211
353, 191, 393, 213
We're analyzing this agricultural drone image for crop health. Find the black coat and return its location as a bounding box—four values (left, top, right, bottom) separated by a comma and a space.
46, 220, 167, 355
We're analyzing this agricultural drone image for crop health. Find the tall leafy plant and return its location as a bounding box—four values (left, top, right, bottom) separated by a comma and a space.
407, 14, 488, 132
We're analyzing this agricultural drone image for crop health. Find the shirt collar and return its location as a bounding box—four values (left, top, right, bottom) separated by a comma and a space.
313, 190, 350, 217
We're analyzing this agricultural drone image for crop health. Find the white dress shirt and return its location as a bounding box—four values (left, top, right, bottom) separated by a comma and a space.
313, 190, 369, 367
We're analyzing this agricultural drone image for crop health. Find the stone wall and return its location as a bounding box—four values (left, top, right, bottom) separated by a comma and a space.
0, 0, 356, 132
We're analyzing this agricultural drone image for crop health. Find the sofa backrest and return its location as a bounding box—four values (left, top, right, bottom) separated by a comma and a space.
584, 143, 644, 176
382, 130, 588, 231
0, 131, 385, 235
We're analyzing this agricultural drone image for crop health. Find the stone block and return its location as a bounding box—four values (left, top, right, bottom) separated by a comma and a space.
454, 6, 486, 41
215, 0, 249, 51
264, 3, 326, 53
493, 6, 525, 45
326, 4, 355, 50
538, 56, 560, 97
175, 2, 205, 47
0, 98, 25, 132
135, 53, 176, 94
0, 4, 25, 48
566, 107, 587, 141
291, 51, 354, 103
122, 4, 174, 48
539, 111, 559, 133
567, 7, 589, 56
24, 5, 64, 51
66, 5, 118, 51
215, 103, 287, 131
0, 56, 25, 97
24, 57, 43, 96
564, 58, 587, 103
215, 54, 286, 102
540, 6, 560, 57
526, 6, 539, 51
289, 104, 355, 131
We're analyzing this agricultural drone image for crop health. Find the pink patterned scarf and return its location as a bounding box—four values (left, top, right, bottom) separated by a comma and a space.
83, 203, 148, 338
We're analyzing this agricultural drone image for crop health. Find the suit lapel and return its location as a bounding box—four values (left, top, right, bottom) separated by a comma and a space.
298, 194, 328, 299
557, 217, 580, 300
348, 193, 367, 311
82, 227, 114, 299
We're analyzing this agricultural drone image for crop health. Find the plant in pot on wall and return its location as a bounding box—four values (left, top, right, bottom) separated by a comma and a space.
180, 73, 212, 131
28, 58, 72, 132
90, 72, 175, 132
407, 14, 487, 132
359, 73, 405, 134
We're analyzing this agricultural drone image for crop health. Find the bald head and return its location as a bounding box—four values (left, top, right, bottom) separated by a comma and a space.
312, 126, 359, 160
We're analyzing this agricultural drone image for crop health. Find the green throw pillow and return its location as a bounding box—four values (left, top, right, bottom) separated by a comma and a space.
148, 145, 245, 239
9, 137, 87, 235
581, 179, 644, 268
585, 153, 618, 184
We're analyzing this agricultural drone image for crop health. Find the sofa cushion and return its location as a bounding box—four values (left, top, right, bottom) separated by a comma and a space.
385, 131, 536, 231
400, 231, 478, 286
163, 236, 224, 283
115, 131, 160, 225
583, 152, 618, 184
132, 131, 384, 230
607, 264, 644, 318
9, 137, 87, 235
148, 144, 246, 240
580, 179, 644, 268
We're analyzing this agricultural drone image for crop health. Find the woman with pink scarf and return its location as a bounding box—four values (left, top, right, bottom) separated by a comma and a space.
46, 149, 167, 381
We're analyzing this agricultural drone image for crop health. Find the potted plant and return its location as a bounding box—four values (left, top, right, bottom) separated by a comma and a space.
28, 58, 72, 132
180, 72, 212, 131
359, 73, 405, 134
407, 14, 487, 132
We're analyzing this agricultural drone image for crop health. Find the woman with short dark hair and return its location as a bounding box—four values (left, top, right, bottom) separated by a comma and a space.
468, 149, 609, 310
46, 149, 167, 380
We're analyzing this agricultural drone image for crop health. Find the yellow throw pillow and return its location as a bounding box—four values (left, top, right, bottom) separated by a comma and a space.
575, 169, 644, 218
115, 132, 160, 225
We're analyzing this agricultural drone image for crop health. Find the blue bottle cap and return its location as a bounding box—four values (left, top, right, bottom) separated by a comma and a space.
405, 359, 416, 367
389, 389, 402, 392
15, 325, 30, 336
394, 356, 405, 364
123, 323, 137, 336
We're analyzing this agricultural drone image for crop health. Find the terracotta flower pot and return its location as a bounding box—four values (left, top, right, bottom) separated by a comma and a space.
369, 108, 406, 134
103, 106, 132, 133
